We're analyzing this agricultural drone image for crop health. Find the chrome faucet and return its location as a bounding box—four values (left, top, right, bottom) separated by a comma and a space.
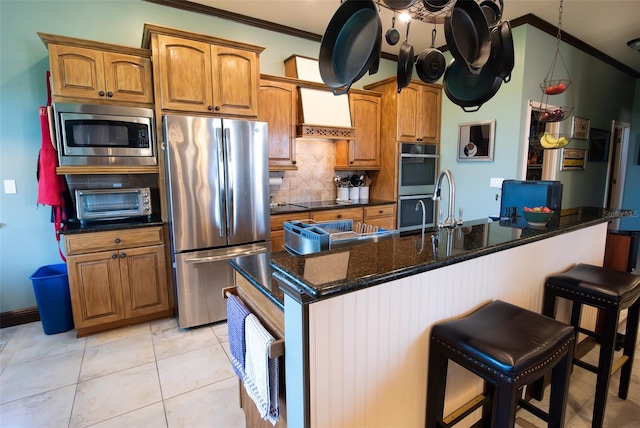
415, 200, 426, 253
433, 169, 457, 229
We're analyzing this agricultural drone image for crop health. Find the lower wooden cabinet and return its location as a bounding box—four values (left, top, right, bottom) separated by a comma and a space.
363, 203, 396, 230
64, 226, 172, 336
270, 212, 310, 253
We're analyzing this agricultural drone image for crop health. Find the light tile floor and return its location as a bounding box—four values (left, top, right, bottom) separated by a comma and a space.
1, 317, 639, 427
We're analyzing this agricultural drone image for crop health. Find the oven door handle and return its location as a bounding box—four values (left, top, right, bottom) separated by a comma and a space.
399, 153, 439, 158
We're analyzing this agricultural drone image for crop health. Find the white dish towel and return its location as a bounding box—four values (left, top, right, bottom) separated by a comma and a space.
243, 313, 279, 425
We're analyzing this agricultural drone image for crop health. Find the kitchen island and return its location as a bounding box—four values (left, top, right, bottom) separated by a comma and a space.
230, 207, 630, 428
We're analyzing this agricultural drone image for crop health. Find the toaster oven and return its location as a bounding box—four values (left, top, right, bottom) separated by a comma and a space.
75, 187, 152, 224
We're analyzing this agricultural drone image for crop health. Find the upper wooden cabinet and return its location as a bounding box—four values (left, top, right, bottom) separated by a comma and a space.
335, 92, 381, 170
143, 24, 263, 117
396, 83, 442, 143
39, 33, 153, 105
259, 77, 298, 170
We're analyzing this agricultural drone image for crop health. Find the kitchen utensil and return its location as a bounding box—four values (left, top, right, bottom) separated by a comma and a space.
416, 28, 446, 83
444, 0, 491, 74
385, 14, 400, 46
319, 0, 382, 95
383, 0, 418, 10
490, 20, 514, 83
480, 0, 502, 27
443, 58, 502, 112
397, 20, 414, 93
422, 0, 449, 13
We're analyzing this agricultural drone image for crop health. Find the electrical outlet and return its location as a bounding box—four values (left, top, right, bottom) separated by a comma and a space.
490, 177, 504, 188
4, 179, 16, 194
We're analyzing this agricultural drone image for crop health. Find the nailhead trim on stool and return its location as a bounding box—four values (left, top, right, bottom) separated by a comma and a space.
426, 300, 575, 428
533, 263, 640, 428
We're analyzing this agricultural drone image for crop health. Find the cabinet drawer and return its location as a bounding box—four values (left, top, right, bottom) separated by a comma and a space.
311, 207, 363, 223
270, 212, 310, 231
364, 204, 396, 218
65, 226, 164, 255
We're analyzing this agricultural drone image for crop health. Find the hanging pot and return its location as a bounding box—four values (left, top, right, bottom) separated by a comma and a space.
383, 0, 418, 10
444, 58, 502, 112
490, 20, 514, 83
385, 14, 400, 46
319, 0, 382, 95
422, 0, 450, 13
397, 21, 414, 93
479, 0, 502, 27
444, 0, 491, 75
416, 28, 446, 83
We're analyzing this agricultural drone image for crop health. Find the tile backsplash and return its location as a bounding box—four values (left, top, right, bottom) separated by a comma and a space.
269, 140, 358, 203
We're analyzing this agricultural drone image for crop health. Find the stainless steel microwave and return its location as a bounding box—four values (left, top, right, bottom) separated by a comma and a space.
75, 187, 152, 224
53, 103, 156, 166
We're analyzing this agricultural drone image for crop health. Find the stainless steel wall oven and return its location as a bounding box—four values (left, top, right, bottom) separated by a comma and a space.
397, 143, 438, 232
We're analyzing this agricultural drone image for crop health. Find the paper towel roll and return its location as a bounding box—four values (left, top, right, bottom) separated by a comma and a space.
269, 177, 283, 186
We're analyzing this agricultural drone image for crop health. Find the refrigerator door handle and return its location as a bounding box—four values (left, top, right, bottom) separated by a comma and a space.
183, 247, 267, 264
216, 126, 225, 238
224, 127, 235, 237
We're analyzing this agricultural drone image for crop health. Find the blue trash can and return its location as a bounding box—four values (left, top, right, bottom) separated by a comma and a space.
29, 264, 74, 335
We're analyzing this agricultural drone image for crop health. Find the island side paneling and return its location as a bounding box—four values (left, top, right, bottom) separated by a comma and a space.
304, 222, 607, 427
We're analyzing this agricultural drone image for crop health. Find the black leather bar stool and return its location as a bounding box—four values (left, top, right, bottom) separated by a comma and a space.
426, 300, 575, 428
535, 263, 640, 428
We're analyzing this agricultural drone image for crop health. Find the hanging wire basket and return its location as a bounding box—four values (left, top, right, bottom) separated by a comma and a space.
532, 0, 575, 149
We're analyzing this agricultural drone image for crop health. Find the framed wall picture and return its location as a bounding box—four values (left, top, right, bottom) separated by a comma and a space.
457, 120, 496, 161
571, 116, 590, 139
588, 128, 611, 162
560, 148, 586, 170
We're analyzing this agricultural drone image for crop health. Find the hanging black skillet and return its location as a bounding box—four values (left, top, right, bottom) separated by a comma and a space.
443, 58, 502, 112
490, 20, 514, 83
480, 0, 503, 27
416, 28, 446, 84
385, 14, 400, 46
397, 20, 414, 93
383, 0, 418, 11
422, 0, 449, 13
444, 0, 491, 74
319, 0, 382, 95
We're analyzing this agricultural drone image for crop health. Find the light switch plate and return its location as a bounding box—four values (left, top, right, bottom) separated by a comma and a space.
490, 177, 504, 188
4, 179, 16, 194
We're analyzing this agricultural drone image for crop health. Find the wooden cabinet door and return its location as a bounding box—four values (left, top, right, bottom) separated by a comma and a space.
211, 45, 259, 116
119, 244, 169, 318
396, 84, 422, 142
48, 44, 105, 100
259, 79, 297, 170
348, 93, 381, 168
156, 35, 213, 112
418, 85, 442, 143
103, 52, 153, 103
67, 251, 125, 328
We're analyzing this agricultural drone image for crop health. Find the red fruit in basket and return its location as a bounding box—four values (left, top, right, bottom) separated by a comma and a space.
542, 207, 552, 213
556, 82, 567, 92
553, 109, 565, 120
540, 111, 552, 121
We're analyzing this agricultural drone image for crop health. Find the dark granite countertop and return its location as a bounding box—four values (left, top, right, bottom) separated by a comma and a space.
266, 207, 632, 302
269, 199, 395, 215
60, 215, 164, 235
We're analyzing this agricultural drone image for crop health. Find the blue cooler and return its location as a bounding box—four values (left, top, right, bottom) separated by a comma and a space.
29, 264, 74, 335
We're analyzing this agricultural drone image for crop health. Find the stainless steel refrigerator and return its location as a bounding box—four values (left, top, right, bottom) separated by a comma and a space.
163, 115, 270, 328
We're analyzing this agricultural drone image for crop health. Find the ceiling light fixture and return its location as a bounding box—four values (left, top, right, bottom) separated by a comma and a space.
398, 12, 411, 23
627, 38, 640, 51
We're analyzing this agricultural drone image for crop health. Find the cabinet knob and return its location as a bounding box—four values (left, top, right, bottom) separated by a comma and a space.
337, 214, 342, 219
114, 238, 121, 244
120, 252, 126, 258
98, 91, 105, 97
208, 105, 213, 111
379, 210, 384, 214
111, 254, 117, 259
214, 106, 221, 111
107, 91, 113, 97
292, 160, 297, 165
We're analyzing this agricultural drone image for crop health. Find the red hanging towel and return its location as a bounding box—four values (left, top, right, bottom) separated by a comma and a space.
37, 71, 67, 262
